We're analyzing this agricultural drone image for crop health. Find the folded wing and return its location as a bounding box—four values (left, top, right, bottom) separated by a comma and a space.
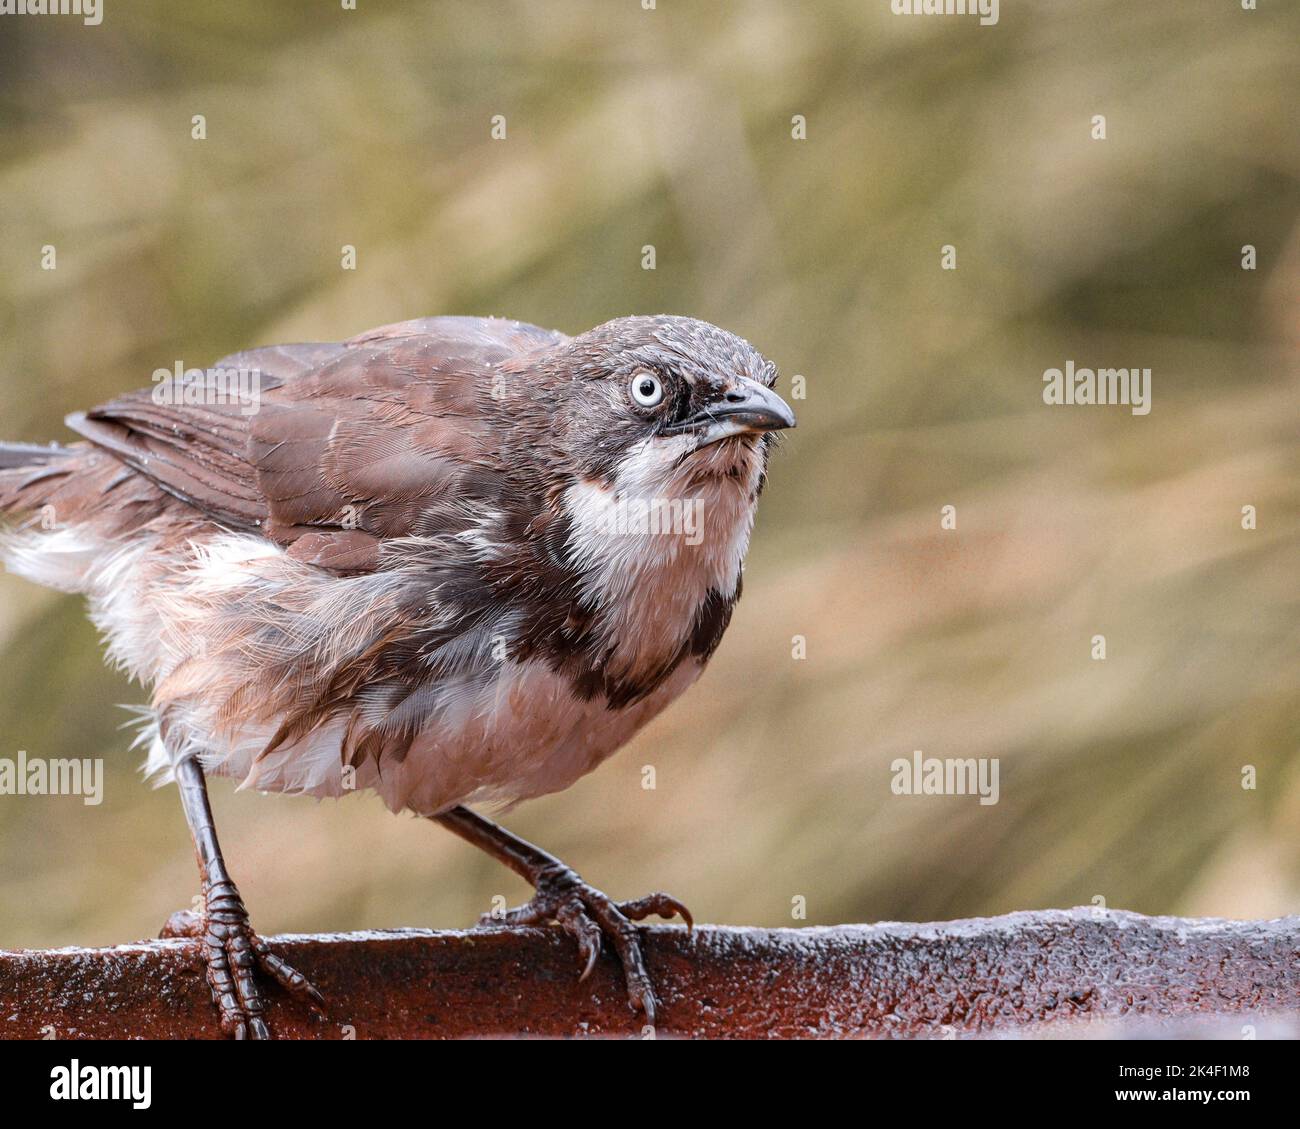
65, 317, 566, 572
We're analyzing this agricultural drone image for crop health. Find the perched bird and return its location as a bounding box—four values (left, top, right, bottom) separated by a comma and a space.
0, 314, 794, 1037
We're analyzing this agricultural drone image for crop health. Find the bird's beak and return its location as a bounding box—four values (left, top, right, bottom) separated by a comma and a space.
670, 376, 797, 447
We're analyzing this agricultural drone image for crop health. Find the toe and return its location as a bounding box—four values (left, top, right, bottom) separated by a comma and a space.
201, 932, 246, 1037
227, 931, 266, 1025
253, 938, 327, 1011
581, 898, 660, 1023
159, 907, 203, 939
611, 932, 657, 1022
478, 900, 551, 929
617, 892, 693, 930
554, 899, 603, 981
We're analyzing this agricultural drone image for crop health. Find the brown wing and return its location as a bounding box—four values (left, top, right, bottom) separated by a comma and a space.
65, 317, 568, 572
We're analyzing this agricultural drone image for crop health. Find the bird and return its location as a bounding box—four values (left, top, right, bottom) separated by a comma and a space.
0, 313, 795, 1038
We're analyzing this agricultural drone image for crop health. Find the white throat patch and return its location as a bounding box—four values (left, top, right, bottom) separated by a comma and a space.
562, 434, 761, 683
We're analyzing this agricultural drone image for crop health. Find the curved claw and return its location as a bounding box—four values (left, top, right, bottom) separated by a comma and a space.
617, 892, 694, 931
555, 900, 603, 982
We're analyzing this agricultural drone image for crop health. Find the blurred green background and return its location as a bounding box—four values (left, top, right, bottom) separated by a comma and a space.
1, 1, 1297, 949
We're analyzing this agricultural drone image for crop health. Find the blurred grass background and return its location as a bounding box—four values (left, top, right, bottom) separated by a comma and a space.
0, 0, 1297, 948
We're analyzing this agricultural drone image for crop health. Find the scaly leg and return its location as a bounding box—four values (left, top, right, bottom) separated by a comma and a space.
163, 754, 324, 1039
433, 805, 691, 1025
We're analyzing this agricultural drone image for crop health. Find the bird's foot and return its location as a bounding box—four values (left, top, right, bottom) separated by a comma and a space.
479, 863, 691, 1025
160, 880, 324, 1039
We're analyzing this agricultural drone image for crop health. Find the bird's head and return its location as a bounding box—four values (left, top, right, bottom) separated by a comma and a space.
523, 315, 795, 494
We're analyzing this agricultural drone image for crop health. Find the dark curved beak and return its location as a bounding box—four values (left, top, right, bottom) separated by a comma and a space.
715, 376, 797, 432
667, 376, 797, 444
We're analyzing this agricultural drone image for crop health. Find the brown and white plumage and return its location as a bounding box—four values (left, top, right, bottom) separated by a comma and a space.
0, 314, 791, 816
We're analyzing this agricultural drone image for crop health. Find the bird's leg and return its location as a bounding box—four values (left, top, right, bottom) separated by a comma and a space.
161, 754, 324, 1039
432, 804, 691, 1025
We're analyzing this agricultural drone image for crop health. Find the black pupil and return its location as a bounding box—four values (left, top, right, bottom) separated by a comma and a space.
639, 378, 656, 398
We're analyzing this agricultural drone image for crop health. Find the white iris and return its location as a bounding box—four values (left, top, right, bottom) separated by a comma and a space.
630, 372, 664, 407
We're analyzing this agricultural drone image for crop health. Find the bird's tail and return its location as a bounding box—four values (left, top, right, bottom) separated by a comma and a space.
0, 441, 73, 469
0, 439, 110, 594
0, 441, 79, 517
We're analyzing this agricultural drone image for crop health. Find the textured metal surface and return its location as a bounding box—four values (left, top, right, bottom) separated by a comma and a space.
3, 908, 1298, 1039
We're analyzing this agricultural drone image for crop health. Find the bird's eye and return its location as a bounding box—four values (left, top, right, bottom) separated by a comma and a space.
629, 371, 664, 408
